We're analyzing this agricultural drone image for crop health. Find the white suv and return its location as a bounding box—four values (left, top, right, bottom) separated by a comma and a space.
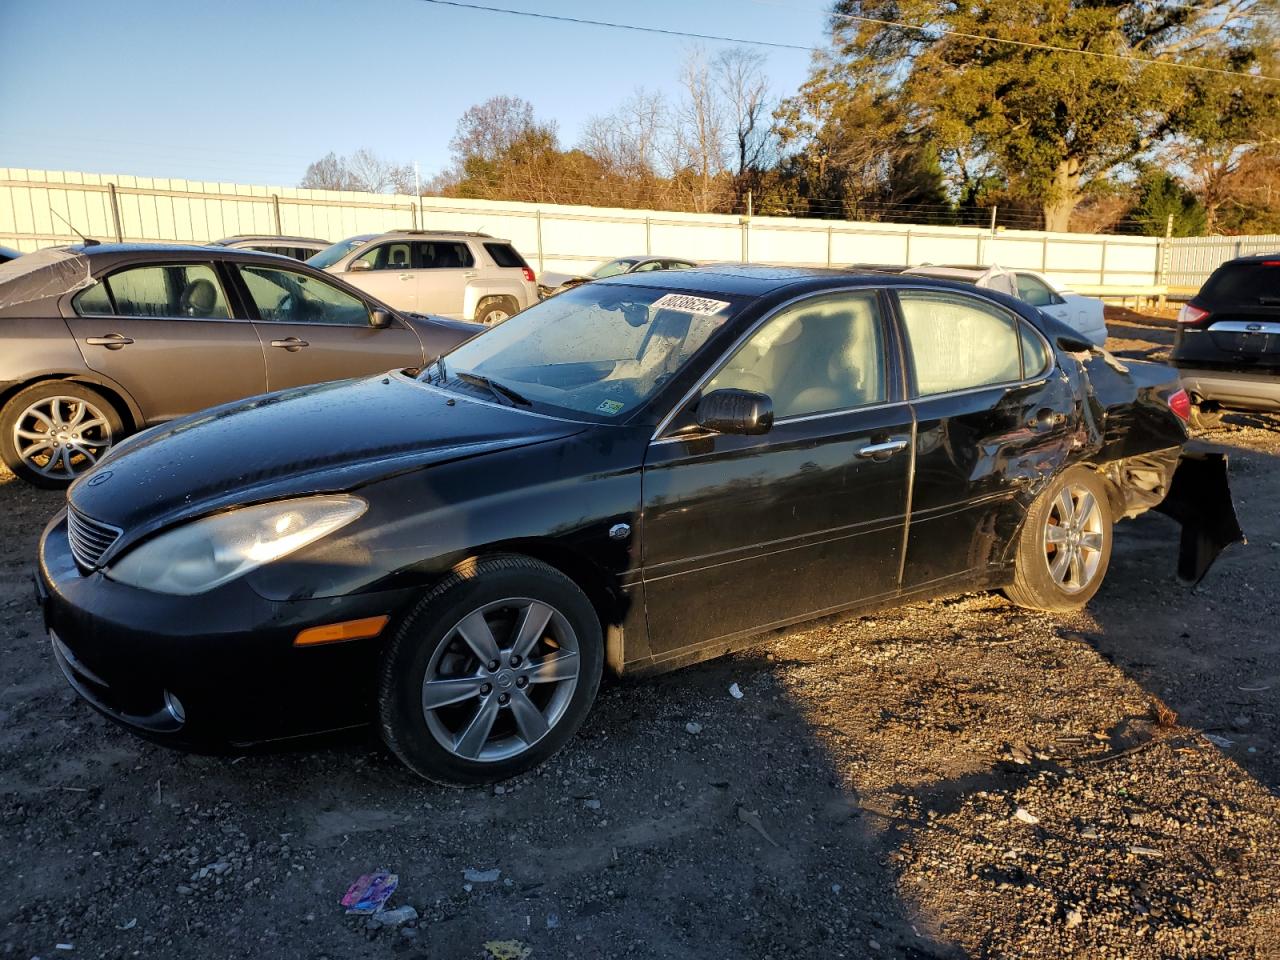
308, 231, 538, 324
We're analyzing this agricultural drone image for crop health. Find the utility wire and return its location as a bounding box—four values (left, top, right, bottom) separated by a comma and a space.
413, 0, 1279, 83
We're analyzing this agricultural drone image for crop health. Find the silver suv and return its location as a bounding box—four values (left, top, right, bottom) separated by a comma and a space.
308, 231, 537, 324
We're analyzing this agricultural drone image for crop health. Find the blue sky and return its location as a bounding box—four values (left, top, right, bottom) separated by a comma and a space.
0, 0, 829, 187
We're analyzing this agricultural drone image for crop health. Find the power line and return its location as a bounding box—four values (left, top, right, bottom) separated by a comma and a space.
412, 0, 1279, 83
412, 0, 814, 51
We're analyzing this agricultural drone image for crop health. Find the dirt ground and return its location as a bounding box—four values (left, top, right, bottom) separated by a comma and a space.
2, 311, 1278, 960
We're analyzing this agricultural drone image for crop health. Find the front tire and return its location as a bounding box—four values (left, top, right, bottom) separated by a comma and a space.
475, 296, 518, 326
378, 554, 603, 785
0, 381, 123, 488
1004, 466, 1113, 612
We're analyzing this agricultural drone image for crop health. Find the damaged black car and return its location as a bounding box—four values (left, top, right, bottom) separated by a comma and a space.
36, 266, 1241, 785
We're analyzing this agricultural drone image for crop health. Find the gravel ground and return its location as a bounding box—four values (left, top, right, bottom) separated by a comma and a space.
2, 311, 1278, 959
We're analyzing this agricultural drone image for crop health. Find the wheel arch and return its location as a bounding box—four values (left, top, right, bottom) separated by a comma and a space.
0, 373, 142, 433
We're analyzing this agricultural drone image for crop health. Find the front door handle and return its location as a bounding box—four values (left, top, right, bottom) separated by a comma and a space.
270, 337, 309, 351
857, 438, 909, 459
463, 271, 478, 279
85, 334, 134, 349
399, 274, 413, 280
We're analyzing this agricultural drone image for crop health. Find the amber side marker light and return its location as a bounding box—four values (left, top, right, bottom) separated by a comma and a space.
294, 615, 390, 647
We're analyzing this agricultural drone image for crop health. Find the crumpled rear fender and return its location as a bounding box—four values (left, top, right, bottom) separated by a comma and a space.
1153, 447, 1245, 583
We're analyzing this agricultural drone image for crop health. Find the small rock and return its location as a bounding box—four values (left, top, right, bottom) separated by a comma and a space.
729, 683, 744, 700
376, 905, 418, 927
401, 927, 418, 939
1128, 812, 1145, 826
685, 721, 702, 735
494, 785, 506, 796
1014, 807, 1040, 825
1130, 845, 1163, 858
869, 940, 881, 951
464, 867, 501, 883
583, 799, 602, 811
831, 883, 841, 894
1080, 825, 1099, 839
546, 912, 560, 930
176, 885, 193, 896
1066, 908, 1083, 929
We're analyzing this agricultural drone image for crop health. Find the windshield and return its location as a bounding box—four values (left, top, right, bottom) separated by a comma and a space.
431, 283, 742, 420
590, 258, 640, 280
306, 237, 370, 270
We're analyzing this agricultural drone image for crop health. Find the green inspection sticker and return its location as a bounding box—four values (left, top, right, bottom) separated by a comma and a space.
596, 399, 625, 415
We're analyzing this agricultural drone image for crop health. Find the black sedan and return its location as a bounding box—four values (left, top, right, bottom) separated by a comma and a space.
37, 266, 1240, 785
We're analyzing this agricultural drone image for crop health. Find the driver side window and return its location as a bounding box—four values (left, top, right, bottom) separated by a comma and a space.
237, 265, 372, 326
706, 292, 887, 420
353, 243, 412, 271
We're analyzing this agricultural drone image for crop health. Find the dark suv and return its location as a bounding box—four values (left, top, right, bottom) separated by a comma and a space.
1173, 253, 1280, 425
0, 244, 479, 486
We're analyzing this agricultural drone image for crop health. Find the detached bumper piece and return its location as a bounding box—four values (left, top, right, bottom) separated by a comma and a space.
1155, 448, 1244, 583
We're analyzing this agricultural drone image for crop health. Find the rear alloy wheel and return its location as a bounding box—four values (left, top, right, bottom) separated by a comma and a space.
476, 297, 517, 326
0, 382, 123, 488
1004, 466, 1113, 611
378, 555, 602, 785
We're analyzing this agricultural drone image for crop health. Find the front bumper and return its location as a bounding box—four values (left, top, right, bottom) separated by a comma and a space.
1176, 367, 1280, 413
37, 510, 414, 749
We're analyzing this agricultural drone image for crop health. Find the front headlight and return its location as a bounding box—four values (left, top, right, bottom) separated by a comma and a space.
107, 495, 367, 596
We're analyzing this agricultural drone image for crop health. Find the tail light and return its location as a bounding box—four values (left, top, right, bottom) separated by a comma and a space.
521, 266, 536, 284
1167, 388, 1191, 423
1177, 304, 1210, 325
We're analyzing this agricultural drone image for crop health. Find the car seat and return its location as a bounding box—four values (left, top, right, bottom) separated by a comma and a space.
179, 278, 219, 318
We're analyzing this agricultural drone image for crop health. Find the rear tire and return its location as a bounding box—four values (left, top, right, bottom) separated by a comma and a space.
378, 554, 603, 786
0, 381, 124, 488
475, 297, 519, 326
1004, 466, 1113, 612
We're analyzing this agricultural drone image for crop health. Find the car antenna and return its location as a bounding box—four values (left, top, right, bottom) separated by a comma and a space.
51, 209, 100, 247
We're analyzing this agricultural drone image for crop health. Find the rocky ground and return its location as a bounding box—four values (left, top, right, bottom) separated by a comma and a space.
2, 310, 1278, 959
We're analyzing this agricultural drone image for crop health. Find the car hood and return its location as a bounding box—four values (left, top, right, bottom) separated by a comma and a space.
68, 374, 584, 537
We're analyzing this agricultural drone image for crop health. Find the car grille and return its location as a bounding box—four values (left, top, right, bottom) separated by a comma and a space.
67, 507, 122, 570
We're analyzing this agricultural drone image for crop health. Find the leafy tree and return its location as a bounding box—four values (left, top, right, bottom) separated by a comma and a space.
794, 0, 1273, 230
1133, 169, 1208, 236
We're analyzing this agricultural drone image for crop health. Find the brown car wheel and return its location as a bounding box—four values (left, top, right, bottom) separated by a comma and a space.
1004, 466, 1114, 612
0, 381, 124, 488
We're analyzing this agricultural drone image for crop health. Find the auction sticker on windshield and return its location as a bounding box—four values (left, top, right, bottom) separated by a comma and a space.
651, 293, 731, 316
596, 399, 625, 415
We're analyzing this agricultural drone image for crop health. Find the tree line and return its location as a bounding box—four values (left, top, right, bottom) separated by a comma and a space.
301, 0, 1279, 236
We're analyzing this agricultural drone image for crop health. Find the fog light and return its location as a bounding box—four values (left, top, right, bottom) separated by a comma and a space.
163, 690, 186, 725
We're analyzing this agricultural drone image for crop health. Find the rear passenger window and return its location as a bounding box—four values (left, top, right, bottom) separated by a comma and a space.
416, 241, 474, 269
483, 243, 528, 269
73, 264, 230, 320
1019, 321, 1051, 378
899, 291, 1021, 396
73, 281, 114, 316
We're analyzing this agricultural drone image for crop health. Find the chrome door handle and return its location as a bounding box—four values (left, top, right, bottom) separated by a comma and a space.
857, 439, 908, 459
85, 334, 134, 349
399, 274, 413, 280
463, 272, 478, 279
270, 337, 309, 351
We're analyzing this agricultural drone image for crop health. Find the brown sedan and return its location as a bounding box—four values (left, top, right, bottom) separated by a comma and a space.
0, 244, 481, 487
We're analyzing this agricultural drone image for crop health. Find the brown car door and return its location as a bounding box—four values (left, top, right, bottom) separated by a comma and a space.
65, 261, 267, 424
233, 263, 425, 391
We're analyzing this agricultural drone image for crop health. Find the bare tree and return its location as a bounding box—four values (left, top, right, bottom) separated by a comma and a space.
671, 47, 730, 212
450, 96, 552, 164
715, 48, 773, 178
580, 88, 668, 178
300, 149, 411, 194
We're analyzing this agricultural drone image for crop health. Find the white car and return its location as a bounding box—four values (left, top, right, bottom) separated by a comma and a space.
902, 264, 1108, 346
309, 231, 539, 325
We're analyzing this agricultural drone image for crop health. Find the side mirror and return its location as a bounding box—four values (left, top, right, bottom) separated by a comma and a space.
1055, 332, 1094, 353
696, 389, 774, 436
348, 259, 373, 272
370, 308, 393, 329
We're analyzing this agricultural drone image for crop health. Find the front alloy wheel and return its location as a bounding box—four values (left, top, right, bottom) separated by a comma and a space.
379, 554, 602, 785
421, 599, 581, 762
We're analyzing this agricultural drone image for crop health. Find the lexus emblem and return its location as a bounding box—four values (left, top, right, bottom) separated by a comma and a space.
86, 471, 113, 487
608, 522, 631, 541
1247, 323, 1262, 332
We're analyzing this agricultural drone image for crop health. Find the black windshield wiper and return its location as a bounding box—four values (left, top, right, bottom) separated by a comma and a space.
456, 371, 531, 406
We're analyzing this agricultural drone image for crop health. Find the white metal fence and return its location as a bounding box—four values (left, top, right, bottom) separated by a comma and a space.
3, 166, 1263, 295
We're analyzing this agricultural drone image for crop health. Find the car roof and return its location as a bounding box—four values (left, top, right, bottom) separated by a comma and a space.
373, 230, 508, 241
66, 242, 298, 261
595, 262, 966, 297
212, 235, 330, 245
1222, 251, 1280, 265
